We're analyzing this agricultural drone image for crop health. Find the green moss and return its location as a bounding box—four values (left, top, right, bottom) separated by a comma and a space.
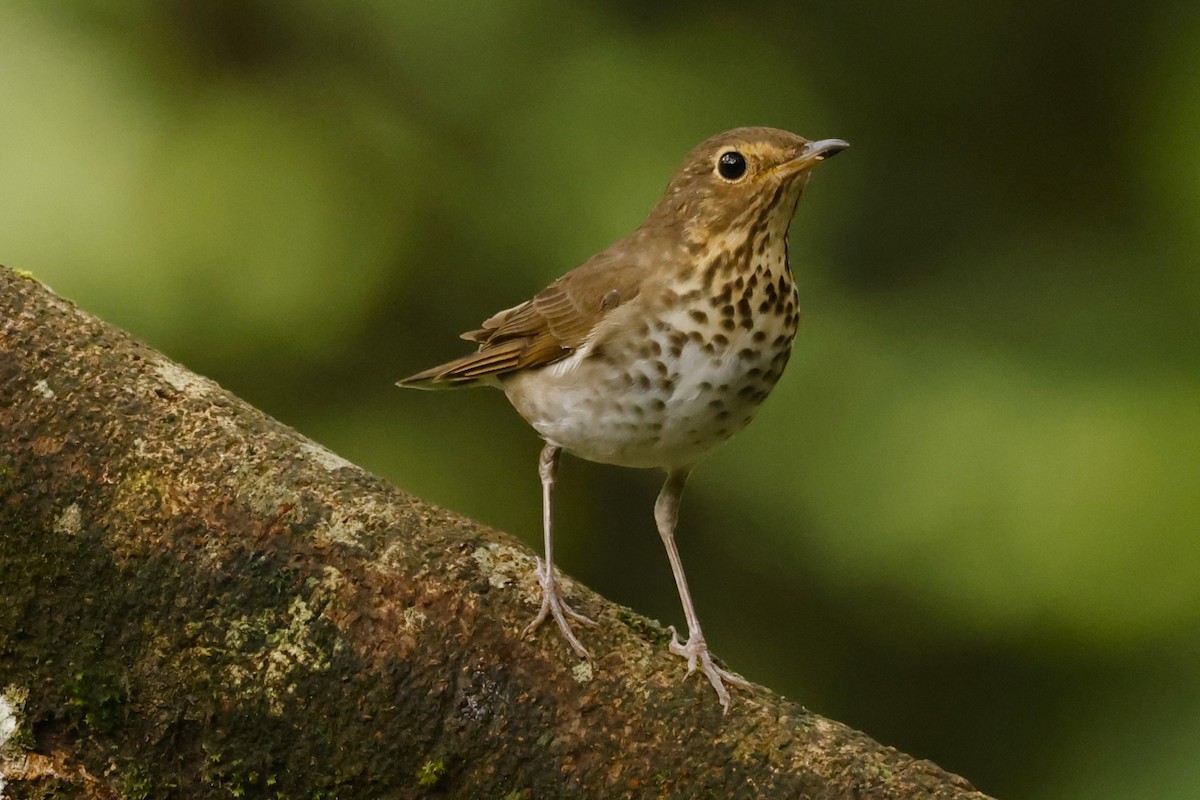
615, 607, 664, 640
7, 775, 78, 798
198, 744, 283, 799
115, 763, 158, 800
416, 759, 446, 788
66, 668, 128, 734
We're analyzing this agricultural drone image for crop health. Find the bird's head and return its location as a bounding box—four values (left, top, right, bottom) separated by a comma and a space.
650, 127, 848, 245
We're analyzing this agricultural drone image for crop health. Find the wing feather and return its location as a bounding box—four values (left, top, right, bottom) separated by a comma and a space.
397, 240, 653, 388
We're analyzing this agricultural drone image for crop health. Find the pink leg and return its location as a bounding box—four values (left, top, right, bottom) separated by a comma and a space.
657, 468, 750, 712
522, 442, 595, 656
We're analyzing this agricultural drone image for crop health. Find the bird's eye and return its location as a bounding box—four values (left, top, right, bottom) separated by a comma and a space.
717, 150, 748, 181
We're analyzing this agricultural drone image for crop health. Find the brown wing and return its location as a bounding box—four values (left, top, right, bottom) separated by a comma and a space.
397, 245, 649, 388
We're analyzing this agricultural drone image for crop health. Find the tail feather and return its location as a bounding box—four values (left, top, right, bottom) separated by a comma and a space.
396, 341, 526, 389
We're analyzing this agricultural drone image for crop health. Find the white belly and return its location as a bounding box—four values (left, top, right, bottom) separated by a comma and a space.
502, 307, 794, 470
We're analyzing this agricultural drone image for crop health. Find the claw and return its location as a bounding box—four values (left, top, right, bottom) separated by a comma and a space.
668, 626, 750, 713
522, 558, 596, 658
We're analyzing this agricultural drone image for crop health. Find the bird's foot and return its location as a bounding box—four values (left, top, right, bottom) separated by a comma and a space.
668, 626, 751, 713
522, 557, 596, 658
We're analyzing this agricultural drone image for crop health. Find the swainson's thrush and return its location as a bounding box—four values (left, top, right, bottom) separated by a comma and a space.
399, 127, 847, 711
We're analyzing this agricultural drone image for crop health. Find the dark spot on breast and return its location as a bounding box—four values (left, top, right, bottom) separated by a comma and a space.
636, 374, 652, 390
651, 398, 666, 411
738, 348, 758, 361
737, 298, 752, 317
764, 185, 785, 214
720, 318, 736, 332
752, 330, 766, 343
689, 309, 708, 324
772, 334, 790, 348
702, 255, 725, 286
698, 381, 713, 392
713, 333, 728, 347
721, 304, 736, 318
710, 285, 733, 308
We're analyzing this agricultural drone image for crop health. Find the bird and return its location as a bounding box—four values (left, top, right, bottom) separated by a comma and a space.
398, 127, 847, 711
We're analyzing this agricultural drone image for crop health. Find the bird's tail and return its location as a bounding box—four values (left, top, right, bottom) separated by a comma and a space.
396, 342, 525, 389
395, 359, 481, 390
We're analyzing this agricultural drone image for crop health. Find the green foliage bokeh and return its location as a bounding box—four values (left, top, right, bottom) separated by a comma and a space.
3, 2, 1198, 797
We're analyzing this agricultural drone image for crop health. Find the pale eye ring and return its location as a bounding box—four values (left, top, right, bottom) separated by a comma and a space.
716, 150, 748, 181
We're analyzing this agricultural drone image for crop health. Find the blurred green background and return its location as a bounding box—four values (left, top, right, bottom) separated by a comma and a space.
3, 1, 1199, 796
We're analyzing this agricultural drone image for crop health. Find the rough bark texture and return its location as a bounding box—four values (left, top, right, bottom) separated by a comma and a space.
0, 265, 995, 799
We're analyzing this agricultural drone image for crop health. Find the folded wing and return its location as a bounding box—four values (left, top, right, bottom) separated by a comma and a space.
397, 250, 646, 389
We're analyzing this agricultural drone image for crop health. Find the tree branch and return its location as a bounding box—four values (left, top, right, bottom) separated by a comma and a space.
0, 265, 993, 799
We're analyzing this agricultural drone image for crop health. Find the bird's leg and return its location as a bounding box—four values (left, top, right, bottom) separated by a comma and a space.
656, 468, 750, 713
522, 441, 595, 657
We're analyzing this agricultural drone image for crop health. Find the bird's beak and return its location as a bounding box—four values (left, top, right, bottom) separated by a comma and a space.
781, 138, 850, 174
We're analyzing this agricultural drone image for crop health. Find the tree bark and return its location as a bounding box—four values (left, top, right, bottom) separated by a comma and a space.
0, 265, 994, 799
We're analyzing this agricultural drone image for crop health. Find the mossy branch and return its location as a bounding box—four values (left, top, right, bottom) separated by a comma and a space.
0, 265, 993, 799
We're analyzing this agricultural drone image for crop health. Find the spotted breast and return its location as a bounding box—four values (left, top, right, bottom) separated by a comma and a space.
501, 210, 800, 471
